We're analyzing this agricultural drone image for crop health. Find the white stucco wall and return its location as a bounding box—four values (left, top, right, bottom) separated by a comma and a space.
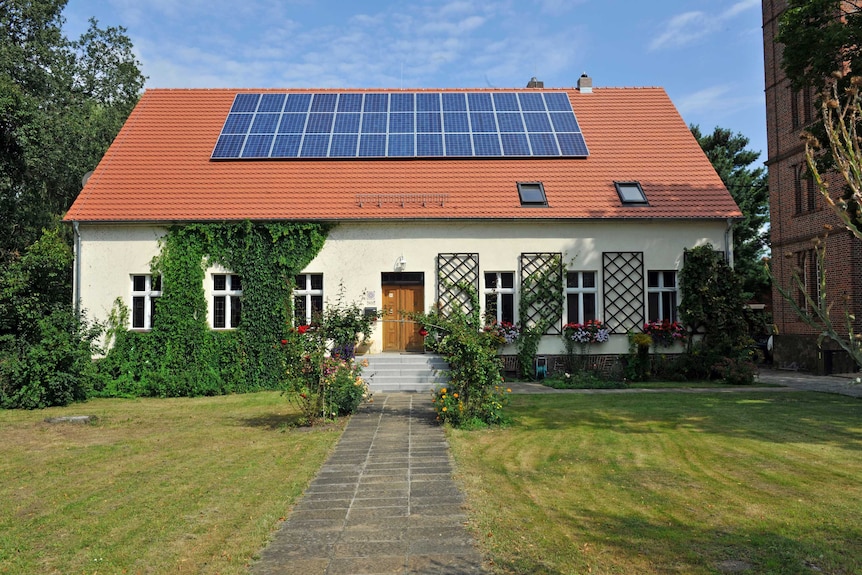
75, 219, 730, 355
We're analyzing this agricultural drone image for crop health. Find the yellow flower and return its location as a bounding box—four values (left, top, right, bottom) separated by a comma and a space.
506, 388, 512, 393
440, 388, 447, 394
442, 406, 447, 412
453, 392, 459, 398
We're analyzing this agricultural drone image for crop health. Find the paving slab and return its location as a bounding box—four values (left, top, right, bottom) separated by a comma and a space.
251, 393, 489, 575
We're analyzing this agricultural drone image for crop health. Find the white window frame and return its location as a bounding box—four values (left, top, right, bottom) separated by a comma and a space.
131, 274, 161, 330
647, 270, 678, 322
294, 273, 323, 325
483, 271, 516, 324
565, 271, 598, 324
212, 273, 242, 329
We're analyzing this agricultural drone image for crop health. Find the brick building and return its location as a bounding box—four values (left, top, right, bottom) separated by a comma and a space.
762, 0, 862, 373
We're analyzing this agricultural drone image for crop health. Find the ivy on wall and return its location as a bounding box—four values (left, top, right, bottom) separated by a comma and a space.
98, 221, 330, 397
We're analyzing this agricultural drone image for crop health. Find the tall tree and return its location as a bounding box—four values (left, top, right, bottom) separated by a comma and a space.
777, 0, 862, 91
691, 125, 770, 299
0, 0, 145, 261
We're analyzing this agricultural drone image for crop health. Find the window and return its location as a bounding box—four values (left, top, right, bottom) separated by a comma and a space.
790, 88, 800, 129
796, 249, 819, 312
484, 272, 515, 324
806, 174, 817, 212
803, 87, 813, 125
294, 273, 323, 325
794, 164, 804, 215
614, 181, 648, 205
647, 270, 677, 322
131, 274, 161, 329
517, 182, 548, 207
565, 271, 597, 324
213, 274, 242, 329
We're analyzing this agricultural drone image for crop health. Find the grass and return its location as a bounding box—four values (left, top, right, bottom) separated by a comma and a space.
0, 392, 341, 575
448, 391, 862, 575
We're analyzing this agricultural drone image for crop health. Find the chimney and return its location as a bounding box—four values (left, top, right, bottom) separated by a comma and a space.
577, 73, 592, 93
526, 76, 544, 88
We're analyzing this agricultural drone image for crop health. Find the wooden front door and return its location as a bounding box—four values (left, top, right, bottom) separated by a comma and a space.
382, 284, 424, 352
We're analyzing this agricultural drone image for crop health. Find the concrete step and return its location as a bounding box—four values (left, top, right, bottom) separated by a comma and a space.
360, 353, 450, 393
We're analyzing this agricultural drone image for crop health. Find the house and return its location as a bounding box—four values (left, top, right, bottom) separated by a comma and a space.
64, 76, 741, 364
762, 0, 862, 373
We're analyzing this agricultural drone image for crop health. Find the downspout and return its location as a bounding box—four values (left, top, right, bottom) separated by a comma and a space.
72, 221, 81, 316
724, 218, 734, 268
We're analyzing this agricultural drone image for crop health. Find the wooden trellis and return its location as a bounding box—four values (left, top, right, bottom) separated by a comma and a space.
436, 253, 479, 318
519, 252, 563, 335
602, 252, 644, 334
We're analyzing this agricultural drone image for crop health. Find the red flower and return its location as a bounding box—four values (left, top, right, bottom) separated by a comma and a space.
419, 328, 428, 337
298, 324, 310, 334
280, 339, 288, 345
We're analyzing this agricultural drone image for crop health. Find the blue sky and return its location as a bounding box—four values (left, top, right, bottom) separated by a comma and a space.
62, 0, 767, 162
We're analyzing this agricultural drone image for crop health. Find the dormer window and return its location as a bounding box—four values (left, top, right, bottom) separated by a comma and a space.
518, 182, 548, 207
614, 181, 648, 205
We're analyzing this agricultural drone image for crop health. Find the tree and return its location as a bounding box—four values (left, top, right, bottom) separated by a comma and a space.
777, 0, 862, 92
0, 0, 145, 261
691, 125, 770, 298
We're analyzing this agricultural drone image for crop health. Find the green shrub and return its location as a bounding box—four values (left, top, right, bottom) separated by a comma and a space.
543, 371, 626, 389
0, 307, 102, 409
713, 357, 758, 385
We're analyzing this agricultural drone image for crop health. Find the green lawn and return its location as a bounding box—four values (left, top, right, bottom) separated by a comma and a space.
448, 392, 862, 575
0, 392, 341, 575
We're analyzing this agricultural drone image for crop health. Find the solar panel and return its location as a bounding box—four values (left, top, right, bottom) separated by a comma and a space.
212, 91, 588, 159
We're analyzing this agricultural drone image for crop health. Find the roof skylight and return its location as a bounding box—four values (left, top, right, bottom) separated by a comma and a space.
614, 181, 648, 205
518, 182, 548, 207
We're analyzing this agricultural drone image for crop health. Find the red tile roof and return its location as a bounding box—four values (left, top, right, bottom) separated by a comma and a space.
64, 87, 741, 222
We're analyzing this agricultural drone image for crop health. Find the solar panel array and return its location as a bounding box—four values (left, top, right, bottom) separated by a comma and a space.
211, 91, 588, 159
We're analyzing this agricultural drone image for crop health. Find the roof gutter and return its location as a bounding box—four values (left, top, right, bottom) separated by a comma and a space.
72, 221, 82, 316
724, 218, 734, 268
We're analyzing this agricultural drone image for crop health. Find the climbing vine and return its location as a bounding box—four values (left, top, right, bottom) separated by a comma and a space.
516, 254, 564, 379
97, 221, 330, 397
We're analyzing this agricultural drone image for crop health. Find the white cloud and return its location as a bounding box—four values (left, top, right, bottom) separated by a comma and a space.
649, 0, 759, 52
675, 83, 764, 118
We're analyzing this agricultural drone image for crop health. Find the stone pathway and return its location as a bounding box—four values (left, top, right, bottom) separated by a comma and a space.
250, 393, 488, 575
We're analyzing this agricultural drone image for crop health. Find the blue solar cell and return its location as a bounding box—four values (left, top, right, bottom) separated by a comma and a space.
529, 133, 560, 155
250, 113, 280, 134
416, 113, 441, 133
388, 134, 414, 156
497, 113, 525, 132
258, 94, 285, 112
278, 113, 307, 134
361, 113, 387, 134
544, 92, 572, 111
468, 93, 493, 111
329, 134, 358, 157
442, 93, 467, 111
556, 132, 589, 156
271, 135, 301, 157
214, 91, 587, 160
300, 134, 330, 157
284, 93, 311, 112
518, 92, 546, 111
417, 134, 443, 156
306, 113, 334, 133
501, 133, 530, 155
241, 134, 274, 157
212, 134, 245, 158
334, 113, 361, 133
337, 93, 363, 112
442, 112, 469, 133
364, 93, 388, 112
359, 134, 386, 156
493, 93, 519, 111
417, 93, 441, 112
444, 133, 472, 156
231, 94, 260, 113
222, 114, 252, 134
472, 133, 501, 156
523, 112, 552, 132
550, 112, 580, 132
470, 112, 497, 132
310, 93, 337, 113
390, 93, 414, 112
389, 113, 414, 133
